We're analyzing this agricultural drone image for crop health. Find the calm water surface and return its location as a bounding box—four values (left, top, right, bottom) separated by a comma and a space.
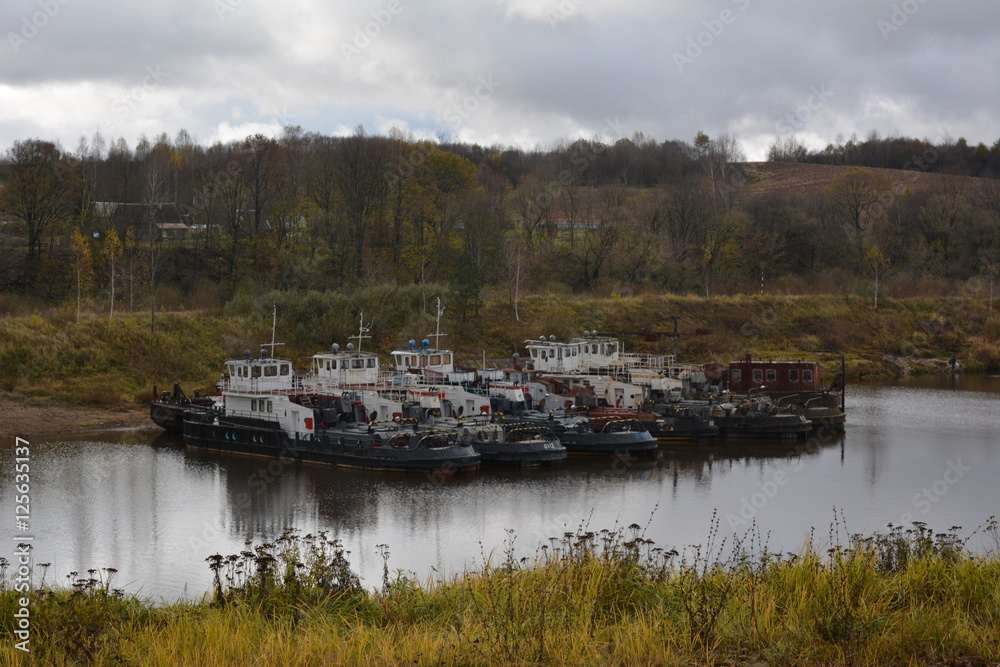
2, 376, 998, 601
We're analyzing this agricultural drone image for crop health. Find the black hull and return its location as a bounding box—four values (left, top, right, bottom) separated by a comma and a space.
183, 418, 480, 473
557, 433, 659, 457
475, 440, 567, 466
650, 419, 720, 444
151, 400, 214, 434
714, 416, 813, 439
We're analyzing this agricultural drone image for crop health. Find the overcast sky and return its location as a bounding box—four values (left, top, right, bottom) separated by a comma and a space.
2, 0, 998, 161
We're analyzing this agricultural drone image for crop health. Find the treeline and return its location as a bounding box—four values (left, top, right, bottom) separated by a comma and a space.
1, 127, 999, 316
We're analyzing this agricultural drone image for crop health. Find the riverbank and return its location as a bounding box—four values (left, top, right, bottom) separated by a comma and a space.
2, 523, 997, 666
0, 393, 149, 439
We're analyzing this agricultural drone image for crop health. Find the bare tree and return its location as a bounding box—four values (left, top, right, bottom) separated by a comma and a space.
337, 126, 390, 275
142, 158, 164, 333
694, 131, 746, 209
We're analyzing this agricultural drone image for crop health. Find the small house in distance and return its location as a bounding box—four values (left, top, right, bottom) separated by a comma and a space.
727, 356, 821, 395
93, 202, 192, 240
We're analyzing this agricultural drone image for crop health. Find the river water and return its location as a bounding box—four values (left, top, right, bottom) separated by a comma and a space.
2, 376, 998, 602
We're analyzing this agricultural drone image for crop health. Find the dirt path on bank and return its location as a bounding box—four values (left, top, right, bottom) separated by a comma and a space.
0, 393, 152, 439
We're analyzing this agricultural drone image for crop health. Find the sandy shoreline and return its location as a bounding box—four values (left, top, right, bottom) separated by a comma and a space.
0, 393, 153, 439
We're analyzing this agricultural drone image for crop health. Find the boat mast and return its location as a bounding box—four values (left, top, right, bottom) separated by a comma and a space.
427, 297, 447, 350
261, 304, 285, 357
349, 312, 372, 355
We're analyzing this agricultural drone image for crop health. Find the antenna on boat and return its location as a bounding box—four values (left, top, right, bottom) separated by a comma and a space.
349, 312, 372, 355
427, 297, 447, 350
261, 304, 285, 357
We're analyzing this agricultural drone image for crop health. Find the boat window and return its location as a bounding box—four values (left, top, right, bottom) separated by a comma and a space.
367, 359, 376, 368
251, 366, 262, 378
251, 399, 257, 411
752, 369, 763, 383
443, 354, 451, 364
266, 400, 273, 412
430, 355, 441, 365
264, 365, 278, 377
280, 364, 290, 375
789, 369, 799, 382
803, 370, 813, 383
732, 369, 741, 382
530, 349, 538, 358
353, 359, 364, 369
420, 355, 429, 366
766, 369, 776, 381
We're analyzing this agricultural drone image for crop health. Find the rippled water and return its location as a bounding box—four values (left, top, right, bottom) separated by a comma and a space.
2, 376, 998, 601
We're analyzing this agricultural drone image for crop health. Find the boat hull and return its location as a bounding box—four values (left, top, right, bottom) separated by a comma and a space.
712, 414, 813, 439
474, 438, 567, 466
182, 414, 480, 473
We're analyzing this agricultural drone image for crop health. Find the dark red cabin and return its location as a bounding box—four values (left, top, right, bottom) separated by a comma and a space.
727, 359, 822, 395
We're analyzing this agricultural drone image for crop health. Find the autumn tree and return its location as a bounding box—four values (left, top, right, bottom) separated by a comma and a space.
826, 167, 893, 263
0, 139, 83, 286
865, 244, 890, 310
69, 228, 93, 322
450, 252, 484, 322
102, 227, 123, 321
696, 212, 742, 297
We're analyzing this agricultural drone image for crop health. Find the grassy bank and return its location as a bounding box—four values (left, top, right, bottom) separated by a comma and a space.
2, 521, 998, 665
1, 290, 998, 407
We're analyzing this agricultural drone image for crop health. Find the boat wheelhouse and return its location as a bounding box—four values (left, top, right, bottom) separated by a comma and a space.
726, 355, 846, 430
311, 343, 381, 386
727, 358, 822, 395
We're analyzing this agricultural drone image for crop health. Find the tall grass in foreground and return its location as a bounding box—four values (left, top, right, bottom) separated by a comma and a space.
2, 520, 998, 666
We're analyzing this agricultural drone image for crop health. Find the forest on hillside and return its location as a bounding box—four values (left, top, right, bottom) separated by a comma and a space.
1, 127, 999, 318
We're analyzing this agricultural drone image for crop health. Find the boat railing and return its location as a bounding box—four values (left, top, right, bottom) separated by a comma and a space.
220, 409, 281, 426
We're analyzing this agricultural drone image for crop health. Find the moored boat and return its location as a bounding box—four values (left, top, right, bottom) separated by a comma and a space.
516, 410, 659, 457
586, 406, 720, 444
150, 382, 217, 433
181, 346, 479, 473
451, 417, 567, 466
727, 356, 846, 430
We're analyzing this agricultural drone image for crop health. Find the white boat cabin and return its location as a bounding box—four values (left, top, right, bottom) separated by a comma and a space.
524, 333, 621, 373
391, 339, 458, 379
220, 351, 298, 394
217, 352, 313, 439
311, 343, 381, 386
221, 392, 315, 440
